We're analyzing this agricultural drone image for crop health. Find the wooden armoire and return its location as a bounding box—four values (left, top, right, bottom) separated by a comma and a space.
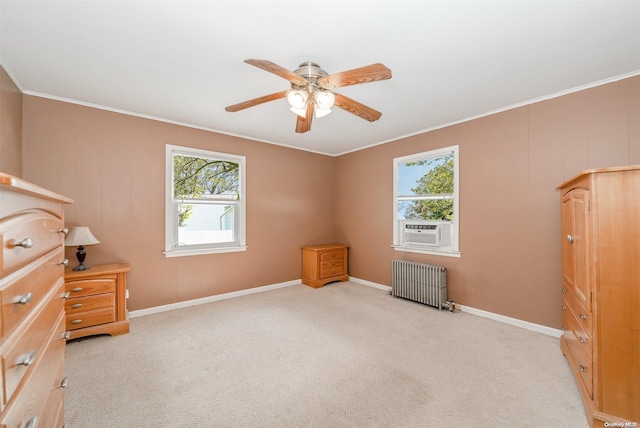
558, 166, 639, 427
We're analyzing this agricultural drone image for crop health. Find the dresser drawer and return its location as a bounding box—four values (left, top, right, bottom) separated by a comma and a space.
2, 280, 64, 405
36, 355, 65, 428
320, 250, 344, 262
65, 293, 115, 315
0, 312, 66, 428
66, 307, 115, 331
0, 211, 64, 277
1, 248, 65, 339
65, 276, 116, 297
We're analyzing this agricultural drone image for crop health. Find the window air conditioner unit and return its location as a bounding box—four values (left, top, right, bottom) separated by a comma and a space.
400, 220, 452, 247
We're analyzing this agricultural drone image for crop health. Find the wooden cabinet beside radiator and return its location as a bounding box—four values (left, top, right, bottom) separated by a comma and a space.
301, 244, 349, 288
558, 166, 639, 427
0, 173, 73, 428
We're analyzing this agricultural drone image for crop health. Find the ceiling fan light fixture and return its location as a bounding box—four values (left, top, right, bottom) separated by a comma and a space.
286, 90, 308, 109
289, 106, 308, 118
314, 91, 335, 109
315, 107, 332, 118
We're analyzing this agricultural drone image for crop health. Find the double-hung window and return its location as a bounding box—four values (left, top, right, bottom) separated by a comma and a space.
393, 145, 460, 257
165, 144, 246, 257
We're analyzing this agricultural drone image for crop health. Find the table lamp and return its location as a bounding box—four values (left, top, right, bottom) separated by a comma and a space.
64, 227, 101, 271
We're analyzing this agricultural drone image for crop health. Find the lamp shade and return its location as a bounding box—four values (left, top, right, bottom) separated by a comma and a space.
64, 227, 101, 247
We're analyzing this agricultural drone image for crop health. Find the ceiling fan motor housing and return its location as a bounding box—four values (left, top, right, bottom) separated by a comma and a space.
292, 62, 334, 90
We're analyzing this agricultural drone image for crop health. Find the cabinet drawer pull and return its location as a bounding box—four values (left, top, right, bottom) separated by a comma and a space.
59, 377, 68, 388
14, 292, 33, 305
62, 292, 70, 299
71, 303, 83, 309
61, 331, 71, 340
71, 287, 83, 292
59, 227, 69, 235
579, 364, 586, 373
579, 336, 586, 344
71, 319, 83, 325
22, 416, 38, 428
579, 313, 587, 320
14, 238, 34, 249
60, 259, 69, 266
567, 234, 574, 244
16, 350, 37, 366
562, 288, 567, 293
561, 306, 567, 310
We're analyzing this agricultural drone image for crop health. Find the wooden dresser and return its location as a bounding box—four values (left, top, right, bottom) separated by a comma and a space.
301, 244, 349, 288
558, 166, 639, 427
64, 263, 130, 340
0, 173, 72, 428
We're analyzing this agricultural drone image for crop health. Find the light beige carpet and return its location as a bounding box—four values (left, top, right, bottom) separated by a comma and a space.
64, 281, 588, 427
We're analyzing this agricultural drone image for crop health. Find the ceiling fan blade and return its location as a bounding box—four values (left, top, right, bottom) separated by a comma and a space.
318, 63, 392, 89
225, 90, 287, 112
295, 103, 314, 133
334, 93, 382, 122
244, 59, 307, 86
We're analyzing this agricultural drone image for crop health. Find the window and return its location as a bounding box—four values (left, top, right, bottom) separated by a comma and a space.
165, 145, 246, 257
393, 145, 460, 257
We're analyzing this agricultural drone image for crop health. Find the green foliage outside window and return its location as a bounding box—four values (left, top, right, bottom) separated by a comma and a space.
404, 154, 454, 221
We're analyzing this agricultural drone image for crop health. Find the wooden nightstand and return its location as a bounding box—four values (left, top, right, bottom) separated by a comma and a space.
301, 244, 349, 288
64, 263, 130, 339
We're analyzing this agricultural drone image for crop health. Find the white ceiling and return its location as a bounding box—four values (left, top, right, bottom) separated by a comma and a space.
1, 1, 639, 156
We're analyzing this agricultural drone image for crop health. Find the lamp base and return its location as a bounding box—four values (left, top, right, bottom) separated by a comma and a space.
72, 264, 91, 271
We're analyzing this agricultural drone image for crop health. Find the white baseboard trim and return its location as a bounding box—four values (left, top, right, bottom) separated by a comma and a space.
349, 276, 391, 291
458, 305, 563, 338
350, 276, 562, 338
129, 279, 300, 319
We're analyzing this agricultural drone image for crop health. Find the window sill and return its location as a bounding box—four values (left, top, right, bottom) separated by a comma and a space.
164, 245, 248, 258
392, 245, 461, 258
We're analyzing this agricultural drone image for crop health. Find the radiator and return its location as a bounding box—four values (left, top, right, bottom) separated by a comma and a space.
392, 260, 449, 310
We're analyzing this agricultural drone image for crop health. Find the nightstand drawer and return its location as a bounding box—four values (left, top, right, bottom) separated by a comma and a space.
65, 293, 115, 315
320, 261, 344, 278
65, 276, 116, 297
320, 250, 344, 262
66, 307, 115, 330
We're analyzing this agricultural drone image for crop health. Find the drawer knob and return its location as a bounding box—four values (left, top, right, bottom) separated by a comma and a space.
561, 306, 567, 310
62, 292, 71, 299
567, 234, 574, 244
16, 350, 37, 366
71, 287, 83, 292
579, 336, 586, 344
60, 259, 69, 266
561, 288, 567, 293
59, 227, 69, 235
71, 319, 83, 325
579, 364, 586, 373
59, 377, 68, 388
14, 238, 34, 248
23, 416, 38, 428
61, 331, 71, 340
579, 313, 587, 320
14, 292, 33, 305
71, 303, 83, 309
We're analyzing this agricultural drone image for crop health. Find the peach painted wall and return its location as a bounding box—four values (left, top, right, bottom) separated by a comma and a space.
0, 65, 22, 177
21, 96, 337, 311
334, 75, 640, 328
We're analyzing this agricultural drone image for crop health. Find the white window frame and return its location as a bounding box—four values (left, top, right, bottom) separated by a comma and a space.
392, 145, 460, 257
164, 144, 246, 257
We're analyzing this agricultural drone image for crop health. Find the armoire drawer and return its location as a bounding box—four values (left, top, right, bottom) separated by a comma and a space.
0, 211, 64, 277
563, 327, 593, 399
0, 248, 65, 339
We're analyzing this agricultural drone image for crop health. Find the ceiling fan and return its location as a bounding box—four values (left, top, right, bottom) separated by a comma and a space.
225, 59, 392, 133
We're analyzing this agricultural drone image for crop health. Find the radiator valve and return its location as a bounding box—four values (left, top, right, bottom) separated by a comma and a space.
442, 300, 456, 312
